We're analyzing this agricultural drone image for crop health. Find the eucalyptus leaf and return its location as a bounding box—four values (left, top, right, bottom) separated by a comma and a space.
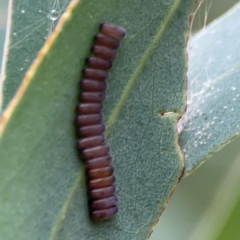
0, 0, 194, 239
1, 0, 69, 110
179, 3, 240, 174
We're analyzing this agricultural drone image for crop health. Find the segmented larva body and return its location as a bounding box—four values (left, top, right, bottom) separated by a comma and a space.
76, 23, 126, 220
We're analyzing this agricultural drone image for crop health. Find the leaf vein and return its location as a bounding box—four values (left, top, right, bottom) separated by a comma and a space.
105, 0, 183, 135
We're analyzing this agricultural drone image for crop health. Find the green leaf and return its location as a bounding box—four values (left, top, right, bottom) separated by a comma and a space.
188, 150, 240, 240
179, 3, 240, 174
0, 0, 194, 239
214, 191, 240, 240
1, 0, 69, 111
150, 137, 240, 240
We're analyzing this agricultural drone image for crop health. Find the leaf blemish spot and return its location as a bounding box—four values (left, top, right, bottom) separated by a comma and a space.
159, 110, 180, 119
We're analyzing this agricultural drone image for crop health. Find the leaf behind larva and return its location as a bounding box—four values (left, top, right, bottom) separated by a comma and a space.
0, 0, 194, 239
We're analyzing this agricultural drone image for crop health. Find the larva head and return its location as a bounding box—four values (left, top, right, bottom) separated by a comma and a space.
99, 23, 126, 40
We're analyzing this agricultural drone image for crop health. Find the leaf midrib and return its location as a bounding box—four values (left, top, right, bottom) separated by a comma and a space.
105, 0, 182, 135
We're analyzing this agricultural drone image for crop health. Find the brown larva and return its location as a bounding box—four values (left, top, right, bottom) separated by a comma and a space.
76, 23, 126, 220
